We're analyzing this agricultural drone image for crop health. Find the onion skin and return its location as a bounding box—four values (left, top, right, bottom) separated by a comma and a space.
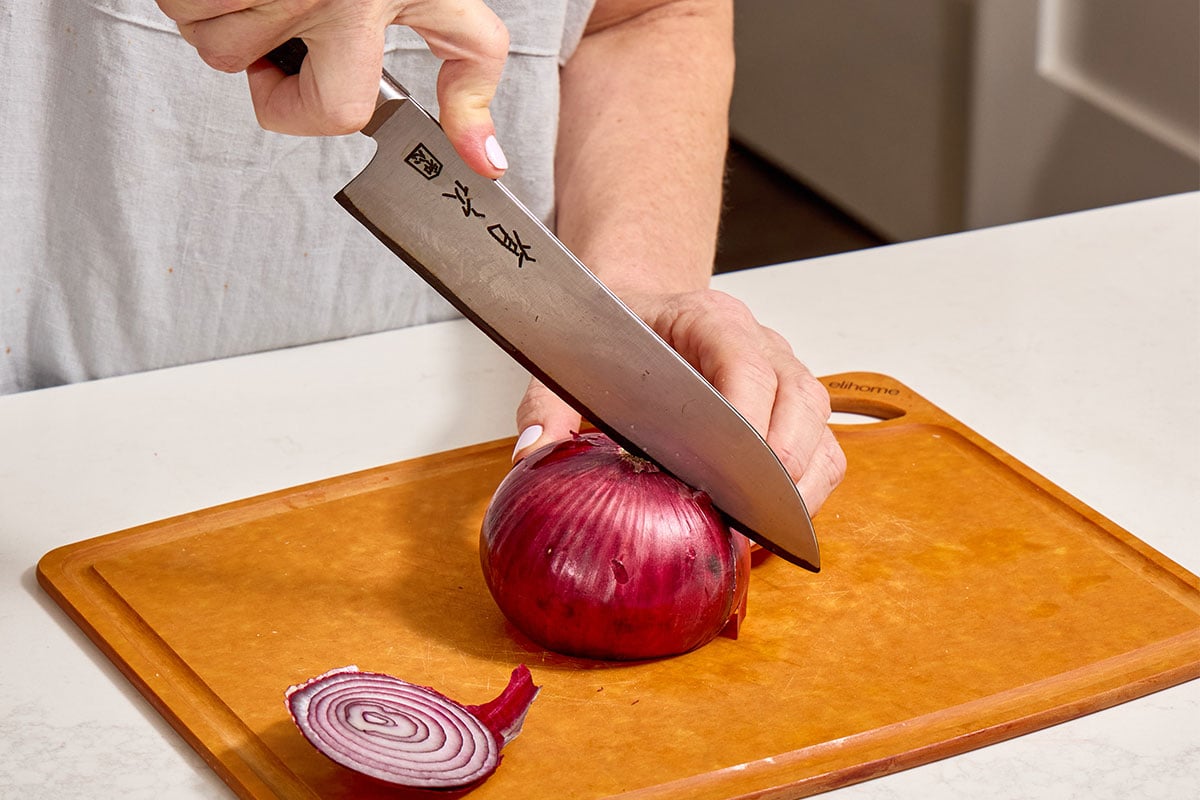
285, 664, 539, 789
480, 432, 751, 660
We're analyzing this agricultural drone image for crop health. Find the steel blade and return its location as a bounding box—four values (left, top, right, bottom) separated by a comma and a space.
337, 95, 819, 570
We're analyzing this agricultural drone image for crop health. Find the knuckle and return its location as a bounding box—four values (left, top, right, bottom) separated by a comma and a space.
485, 18, 510, 58
771, 439, 806, 480
721, 353, 778, 399
315, 100, 376, 135
796, 432, 847, 514
780, 363, 832, 420
824, 436, 848, 486
701, 289, 750, 319
463, 2, 511, 59
681, 291, 760, 344
785, 360, 830, 408
193, 42, 250, 73
761, 326, 795, 356
808, 379, 833, 419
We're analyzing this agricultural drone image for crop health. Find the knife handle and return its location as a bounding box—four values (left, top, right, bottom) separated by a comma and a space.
265, 38, 308, 76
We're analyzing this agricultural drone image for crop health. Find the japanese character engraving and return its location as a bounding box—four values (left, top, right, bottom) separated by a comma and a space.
487, 224, 536, 268
442, 180, 485, 218
404, 143, 443, 180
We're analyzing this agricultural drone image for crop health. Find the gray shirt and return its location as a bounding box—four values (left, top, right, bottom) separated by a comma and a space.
0, 0, 595, 394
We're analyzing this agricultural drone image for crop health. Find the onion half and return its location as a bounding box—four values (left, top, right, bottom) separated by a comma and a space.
481, 432, 751, 660
285, 664, 539, 789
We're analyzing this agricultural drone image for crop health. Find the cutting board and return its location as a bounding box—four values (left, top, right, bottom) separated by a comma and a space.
38, 372, 1200, 799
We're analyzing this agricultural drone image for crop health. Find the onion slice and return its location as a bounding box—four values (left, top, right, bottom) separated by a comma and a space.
285, 664, 540, 789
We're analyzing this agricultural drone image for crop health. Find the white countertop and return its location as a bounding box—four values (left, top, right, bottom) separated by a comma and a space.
2, 192, 1197, 798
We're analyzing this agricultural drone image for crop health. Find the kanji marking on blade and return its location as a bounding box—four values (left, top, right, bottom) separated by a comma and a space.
442, 181, 485, 218
404, 143, 443, 180
487, 224, 537, 268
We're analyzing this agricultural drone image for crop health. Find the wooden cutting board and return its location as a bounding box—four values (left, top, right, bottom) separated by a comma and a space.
38, 372, 1200, 799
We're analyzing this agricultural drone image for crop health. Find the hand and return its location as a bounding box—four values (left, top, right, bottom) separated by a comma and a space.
157, 0, 510, 177
512, 288, 847, 515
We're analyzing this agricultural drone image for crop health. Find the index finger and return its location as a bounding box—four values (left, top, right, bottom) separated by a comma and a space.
247, 31, 385, 135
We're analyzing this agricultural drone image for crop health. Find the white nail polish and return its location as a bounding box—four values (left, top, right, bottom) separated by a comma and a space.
513, 424, 543, 459
485, 135, 508, 171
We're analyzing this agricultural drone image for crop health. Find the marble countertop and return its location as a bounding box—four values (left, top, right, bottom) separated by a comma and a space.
2, 192, 1197, 798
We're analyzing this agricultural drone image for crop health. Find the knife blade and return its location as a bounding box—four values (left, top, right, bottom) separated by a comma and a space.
265, 41, 819, 570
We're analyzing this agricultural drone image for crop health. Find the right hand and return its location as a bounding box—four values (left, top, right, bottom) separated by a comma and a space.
157, 0, 511, 177
513, 287, 847, 516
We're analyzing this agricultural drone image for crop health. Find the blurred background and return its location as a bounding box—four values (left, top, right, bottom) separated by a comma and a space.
715, 0, 1200, 272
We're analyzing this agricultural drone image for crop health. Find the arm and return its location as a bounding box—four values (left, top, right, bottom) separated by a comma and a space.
554, 0, 732, 296
514, 0, 846, 513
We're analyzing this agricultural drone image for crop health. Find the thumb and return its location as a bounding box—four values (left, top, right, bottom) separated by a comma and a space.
405, 4, 510, 177
513, 378, 581, 463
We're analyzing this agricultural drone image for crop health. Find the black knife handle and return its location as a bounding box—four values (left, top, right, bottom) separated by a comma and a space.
265, 38, 308, 76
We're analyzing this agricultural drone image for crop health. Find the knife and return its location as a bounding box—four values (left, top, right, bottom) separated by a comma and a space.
265, 40, 819, 571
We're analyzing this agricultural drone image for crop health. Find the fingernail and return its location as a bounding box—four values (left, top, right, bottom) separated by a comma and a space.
484, 134, 508, 171
512, 424, 543, 460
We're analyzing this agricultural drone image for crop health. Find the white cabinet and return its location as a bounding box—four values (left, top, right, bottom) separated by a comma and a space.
730, 0, 1199, 241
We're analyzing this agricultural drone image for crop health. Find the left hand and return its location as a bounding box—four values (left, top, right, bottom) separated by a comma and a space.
512, 288, 847, 515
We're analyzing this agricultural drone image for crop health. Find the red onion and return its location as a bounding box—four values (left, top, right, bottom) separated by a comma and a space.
285, 664, 539, 789
480, 432, 751, 660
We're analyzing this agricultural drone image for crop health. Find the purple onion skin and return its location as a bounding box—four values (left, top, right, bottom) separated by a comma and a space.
481, 432, 751, 660
285, 665, 539, 790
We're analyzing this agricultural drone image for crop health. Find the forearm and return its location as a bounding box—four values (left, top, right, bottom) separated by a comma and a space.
554, 0, 734, 296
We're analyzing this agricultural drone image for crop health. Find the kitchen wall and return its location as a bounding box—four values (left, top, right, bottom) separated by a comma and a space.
729, 0, 1200, 242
